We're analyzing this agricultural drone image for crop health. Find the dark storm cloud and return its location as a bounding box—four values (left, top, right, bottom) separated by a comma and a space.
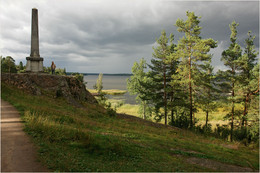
198, 1, 259, 47
0, 0, 258, 73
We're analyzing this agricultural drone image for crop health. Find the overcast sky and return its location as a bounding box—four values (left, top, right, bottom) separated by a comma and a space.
0, 0, 259, 73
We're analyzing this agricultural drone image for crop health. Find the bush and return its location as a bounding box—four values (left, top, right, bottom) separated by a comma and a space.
169, 111, 190, 128
44, 66, 66, 75
213, 124, 230, 140
1, 56, 17, 73
55, 68, 67, 75
105, 102, 117, 117
233, 127, 248, 141
71, 73, 84, 83
193, 124, 213, 135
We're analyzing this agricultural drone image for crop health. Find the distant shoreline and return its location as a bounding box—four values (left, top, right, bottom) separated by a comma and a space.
66, 72, 132, 76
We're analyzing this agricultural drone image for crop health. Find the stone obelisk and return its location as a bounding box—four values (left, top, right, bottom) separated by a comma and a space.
26, 8, 44, 72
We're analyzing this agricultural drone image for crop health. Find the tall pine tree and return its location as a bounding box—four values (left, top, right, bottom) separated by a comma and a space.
147, 30, 176, 125
236, 31, 259, 126
196, 61, 219, 127
221, 21, 242, 141
174, 11, 217, 128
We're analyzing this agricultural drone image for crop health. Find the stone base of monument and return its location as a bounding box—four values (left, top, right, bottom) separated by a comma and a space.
26, 57, 44, 72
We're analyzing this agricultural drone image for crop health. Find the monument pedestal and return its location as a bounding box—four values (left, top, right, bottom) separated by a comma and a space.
26, 57, 44, 72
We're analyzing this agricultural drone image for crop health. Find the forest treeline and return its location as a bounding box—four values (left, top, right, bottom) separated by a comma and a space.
127, 11, 259, 144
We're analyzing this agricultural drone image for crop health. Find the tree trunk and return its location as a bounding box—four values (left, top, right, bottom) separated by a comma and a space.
231, 101, 234, 142
171, 109, 174, 125
206, 111, 209, 128
189, 55, 193, 128
170, 93, 174, 125
242, 93, 249, 126
188, 26, 193, 129
163, 66, 167, 125
231, 83, 234, 142
143, 101, 146, 120
206, 85, 210, 128
193, 112, 195, 125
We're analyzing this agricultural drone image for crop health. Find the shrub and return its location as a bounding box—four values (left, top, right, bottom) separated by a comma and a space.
71, 73, 84, 83
1, 56, 17, 73
169, 111, 190, 128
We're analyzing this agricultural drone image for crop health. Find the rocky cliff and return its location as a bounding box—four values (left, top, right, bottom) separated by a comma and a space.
1, 73, 97, 106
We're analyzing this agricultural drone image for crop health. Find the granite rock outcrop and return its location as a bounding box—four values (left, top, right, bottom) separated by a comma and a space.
1, 73, 97, 106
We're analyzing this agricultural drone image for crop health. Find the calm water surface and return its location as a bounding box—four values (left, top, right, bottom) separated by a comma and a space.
84, 75, 137, 105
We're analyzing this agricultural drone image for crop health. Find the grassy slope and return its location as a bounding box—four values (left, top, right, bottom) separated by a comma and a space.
1, 83, 259, 172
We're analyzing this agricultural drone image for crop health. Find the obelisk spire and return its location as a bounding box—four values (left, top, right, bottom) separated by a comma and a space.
30, 8, 40, 58
26, 8, 44, 72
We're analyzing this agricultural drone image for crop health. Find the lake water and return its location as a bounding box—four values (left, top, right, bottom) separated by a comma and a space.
84, 75, 137, 105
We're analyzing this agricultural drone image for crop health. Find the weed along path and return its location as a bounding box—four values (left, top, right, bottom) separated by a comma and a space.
1, 99, 49, 172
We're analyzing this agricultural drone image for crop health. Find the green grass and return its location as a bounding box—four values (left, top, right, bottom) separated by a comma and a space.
107, 99, 140, 117
115, 101, 247, 128
88, 89, 127, 95
1, 83, 259, 172
117, 104, 140, 117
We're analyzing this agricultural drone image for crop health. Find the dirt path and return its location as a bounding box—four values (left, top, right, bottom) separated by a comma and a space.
1, 99, 49, 172
187, 157, 254, 172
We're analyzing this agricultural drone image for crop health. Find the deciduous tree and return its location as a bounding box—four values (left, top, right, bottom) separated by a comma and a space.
94, 73, 104, 95
1, 56, 17, 73
127, 58, 152, 119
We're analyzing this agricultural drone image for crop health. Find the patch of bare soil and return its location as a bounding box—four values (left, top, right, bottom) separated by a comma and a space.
1, 99, 49, 172
117, 113, 181, 130
221, 143, 239, 150
187, 157, 254, 172
170, 148, 203, 155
